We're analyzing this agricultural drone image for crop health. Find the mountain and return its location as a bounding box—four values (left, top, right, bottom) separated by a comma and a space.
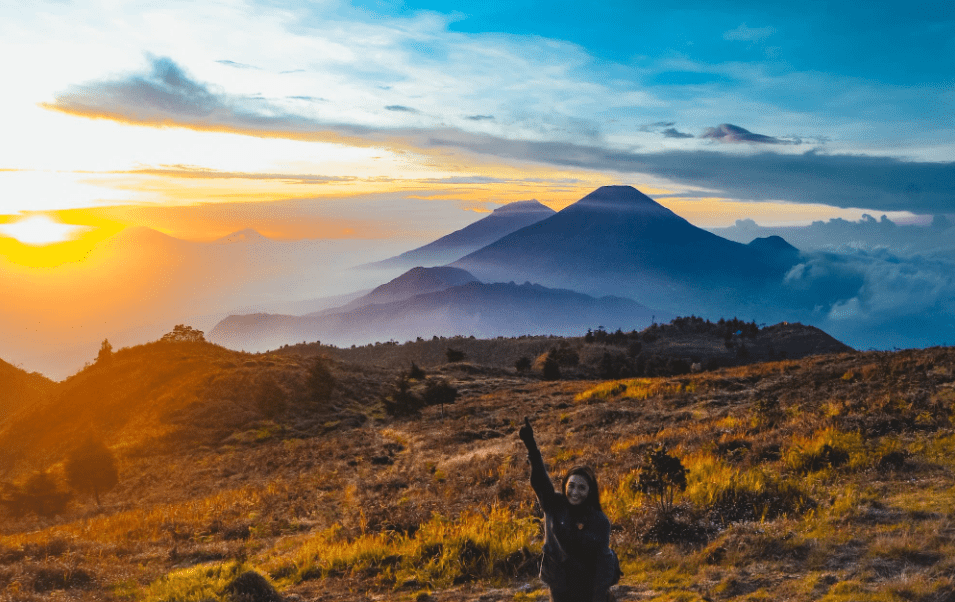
209, 280, 660, 352
309, 266, 479, 316
450, 186, 801, 317
364, 200, 555, 269
214, 228, 271, 244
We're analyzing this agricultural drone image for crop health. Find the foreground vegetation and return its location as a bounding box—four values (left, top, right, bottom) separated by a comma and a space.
1, 327, 953, 601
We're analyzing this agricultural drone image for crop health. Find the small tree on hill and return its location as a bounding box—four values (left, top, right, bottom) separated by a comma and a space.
445, 348, 465, 363
307, 359, 336, 403
514, 356, 532, 373
23, 472, 72, 517
408, 362, 426, 380
65, 438, 119, 506
161, 324, 205, 343
383, 373, 424, 417
634, 446, 687, 516
542, 355, 561, 381
422, 378, 458, 416
96, 339, 113, 365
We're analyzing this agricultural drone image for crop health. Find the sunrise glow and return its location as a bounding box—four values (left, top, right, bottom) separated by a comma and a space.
0, 215, 88, 246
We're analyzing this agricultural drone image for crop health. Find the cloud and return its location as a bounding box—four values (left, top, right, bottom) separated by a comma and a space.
700, 123, 794, 145
662, 127, 694, 139
216, 59, 258, 69
122, 165, 358, 184
385, 105, 419, 113
640, 121, 675, 132
781, 249, 955, 349
420, 132, 955, 214
723, 23, 776, 42
465, 115, 495, 121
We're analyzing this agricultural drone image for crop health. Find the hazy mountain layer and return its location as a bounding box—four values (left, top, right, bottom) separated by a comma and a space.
209, 280, 659, 352
365, 200, 555, 269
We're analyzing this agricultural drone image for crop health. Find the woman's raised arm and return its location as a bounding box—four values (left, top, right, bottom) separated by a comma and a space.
519, 417, 560, 511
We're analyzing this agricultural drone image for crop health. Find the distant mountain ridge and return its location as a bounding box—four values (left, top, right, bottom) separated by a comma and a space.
209, 279, 659, 352
312, 266, 479, 315
365, 200, 555, 269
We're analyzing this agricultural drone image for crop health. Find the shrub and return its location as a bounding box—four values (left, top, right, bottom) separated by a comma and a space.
384, 374, 424, 417
634, 446, 687, 516
514, 357, 532, 373
542, 356, 561, 381
422, 379, 458, 409
445, 348, 465, 363
307, 359, 336, 403
408, 362, 426, 380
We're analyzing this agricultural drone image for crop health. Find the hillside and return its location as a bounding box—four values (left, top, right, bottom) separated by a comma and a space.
0, 340, 389, 480
0, 358, 55, 431
2, 338, 954, 602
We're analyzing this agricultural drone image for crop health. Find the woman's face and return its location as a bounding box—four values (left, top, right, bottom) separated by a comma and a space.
565, 474, 590, 506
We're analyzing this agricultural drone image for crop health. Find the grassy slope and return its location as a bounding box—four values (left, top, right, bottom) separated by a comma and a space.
1, 342, 954, 602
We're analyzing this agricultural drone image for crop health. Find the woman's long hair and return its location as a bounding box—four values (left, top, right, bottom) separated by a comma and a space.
561, 465, 602, 512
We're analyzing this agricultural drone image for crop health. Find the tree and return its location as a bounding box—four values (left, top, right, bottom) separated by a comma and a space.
445, 348, 465, 363
307, 359, 336, 403
422, 378, 458, 416
65, 438, 119, 506
542, 355, 561, 381
408, 362, 426, 380
161, 324, 205, 343
383, 373, 424, 417
634, 446, 687, 516
17, 472, 72, 517
96, 339, 113, 365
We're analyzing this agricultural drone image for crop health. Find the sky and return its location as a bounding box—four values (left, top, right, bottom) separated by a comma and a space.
1, 0, 954, 374
3, 0, 953, 246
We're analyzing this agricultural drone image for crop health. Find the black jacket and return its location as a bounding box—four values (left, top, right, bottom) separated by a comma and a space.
526, 443, 619, 601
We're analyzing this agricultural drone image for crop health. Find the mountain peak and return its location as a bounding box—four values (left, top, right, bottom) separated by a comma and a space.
566, 185, 671, 214
215, 229, 269, 244
491, 200, 553, 216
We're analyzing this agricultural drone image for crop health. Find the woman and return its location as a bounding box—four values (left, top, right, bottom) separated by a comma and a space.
519, 417, 620, 602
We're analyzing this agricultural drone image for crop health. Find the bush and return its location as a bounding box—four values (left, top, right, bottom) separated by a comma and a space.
422, 379, 458, 407
634, 446, 687, 516
3, 472, 73, 518
446, 348, 465, 363
408, 362, 426, 380
384, 374, 424, 417
541, 356, 561, 381
514, 357, 532, 373
307, 359, 336, 403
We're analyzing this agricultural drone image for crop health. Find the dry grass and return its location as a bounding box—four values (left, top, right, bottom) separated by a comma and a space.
1, 342, 955, 601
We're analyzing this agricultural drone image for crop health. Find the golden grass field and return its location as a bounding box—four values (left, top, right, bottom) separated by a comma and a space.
2, 328, 954, 602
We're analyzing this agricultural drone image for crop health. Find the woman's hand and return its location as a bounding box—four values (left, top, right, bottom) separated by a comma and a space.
519, 416, 536, 447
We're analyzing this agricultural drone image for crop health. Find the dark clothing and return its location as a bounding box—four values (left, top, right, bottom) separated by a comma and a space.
526, 444, 619, 602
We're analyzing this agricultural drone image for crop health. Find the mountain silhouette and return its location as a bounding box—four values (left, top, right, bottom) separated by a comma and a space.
450, 186, 800, 317
311, 266, 479, 315
209, 280, 660, 352
214, 229, 271, 244
364, 200, 555, 269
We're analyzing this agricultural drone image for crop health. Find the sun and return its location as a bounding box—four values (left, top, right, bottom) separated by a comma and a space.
0, 215, 87, 245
